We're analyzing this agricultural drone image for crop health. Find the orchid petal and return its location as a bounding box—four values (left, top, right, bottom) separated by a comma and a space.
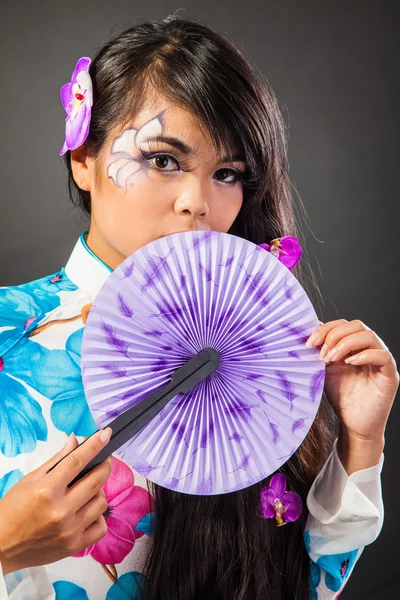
258, 486, 275, 518
259, 236, 302, 270
65, 102, 91, 150
60, 82, 74, 113
71, 57, 91, 83
277, 236, 302, 269
268, 472, 287, 497
282, 490, 303, 522
59, 140, 69, 156
76, 70, 92, 96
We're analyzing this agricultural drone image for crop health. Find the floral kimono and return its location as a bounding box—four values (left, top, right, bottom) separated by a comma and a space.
0, 232, 384, 599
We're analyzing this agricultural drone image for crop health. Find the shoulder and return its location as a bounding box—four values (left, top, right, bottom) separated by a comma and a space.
0, 267, 79, 354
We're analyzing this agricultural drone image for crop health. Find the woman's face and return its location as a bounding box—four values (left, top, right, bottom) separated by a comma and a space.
71, 95, 246, 270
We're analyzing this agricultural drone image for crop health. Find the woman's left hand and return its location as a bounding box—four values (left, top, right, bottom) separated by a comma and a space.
306, 319, 399, 441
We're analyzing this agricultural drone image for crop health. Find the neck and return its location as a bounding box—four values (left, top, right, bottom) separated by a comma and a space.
85, 227, 125, 271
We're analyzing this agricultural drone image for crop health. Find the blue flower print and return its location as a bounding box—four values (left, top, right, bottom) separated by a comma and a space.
0, 469, 24, 499
0, 288, 43, 355
304, 530, 322, 599
0, 367, 47, 458
317, 549, 358, 592
19, 268, 78, 306
304, 528, 359, 593
106, 571, 147, 600
53, 580, 89, 599
5, 328, 97, 437
0, 270, 77, 355
136, 511, 156, 537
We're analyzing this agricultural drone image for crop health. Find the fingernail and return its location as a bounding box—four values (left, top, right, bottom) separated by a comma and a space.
319, 343, 329, 360
305, 332, 319, 346
63, 434, 71, 449
324, 348, 337, 363
63, 433, 75, 449
100, 427, 112, 444
345, 355, 360, 364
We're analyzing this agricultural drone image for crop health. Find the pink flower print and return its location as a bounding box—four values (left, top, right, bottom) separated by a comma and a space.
73, 455, 155, 564
340, 558, 349, 577
59, 57, 93, 155
259, 236, 302, 270
24, 317, 36, 329
107, 112, 165, 188
50, 275, 63, 284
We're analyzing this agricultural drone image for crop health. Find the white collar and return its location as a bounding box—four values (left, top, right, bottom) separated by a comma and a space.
64, 231, 113, 297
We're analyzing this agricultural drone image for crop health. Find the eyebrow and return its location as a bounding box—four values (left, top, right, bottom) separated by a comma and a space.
143, 135, 245, 163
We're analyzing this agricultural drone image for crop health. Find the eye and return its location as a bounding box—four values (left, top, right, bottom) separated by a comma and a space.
214, 167, 244, 185
143, 152, 180, 172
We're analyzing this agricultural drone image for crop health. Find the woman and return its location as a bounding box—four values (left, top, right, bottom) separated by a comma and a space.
0, 15, 397, 600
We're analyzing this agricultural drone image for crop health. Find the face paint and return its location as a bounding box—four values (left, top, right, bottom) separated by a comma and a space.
107, 110, 166, 189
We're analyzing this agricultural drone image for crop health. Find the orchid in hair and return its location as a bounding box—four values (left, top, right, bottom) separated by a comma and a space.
258, 236, 302, 270
59, 57, 93, 155
256, 472, 303, 527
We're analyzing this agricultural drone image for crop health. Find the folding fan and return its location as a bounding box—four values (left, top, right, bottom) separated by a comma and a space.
74, 231, 325, 495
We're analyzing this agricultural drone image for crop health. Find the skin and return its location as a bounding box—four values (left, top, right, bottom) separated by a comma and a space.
0, 430, 113, 575
70, 95, 246, 270
306, 319, 398, 474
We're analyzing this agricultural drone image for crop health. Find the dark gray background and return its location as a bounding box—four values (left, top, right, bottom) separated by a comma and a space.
1, 1, 399, 598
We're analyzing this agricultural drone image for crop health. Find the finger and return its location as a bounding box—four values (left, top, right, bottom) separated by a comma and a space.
343, 349, 400, 380
80, 515, 108, 550
47, 428, 112, 488
75, 489, 109, 531
67, 456, 112, 512
305, 319, 349, 347
34, 434, 80, 479
322, 330, 385, 362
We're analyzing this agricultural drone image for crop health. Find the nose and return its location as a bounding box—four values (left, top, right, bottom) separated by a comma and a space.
173, 178, 210, 217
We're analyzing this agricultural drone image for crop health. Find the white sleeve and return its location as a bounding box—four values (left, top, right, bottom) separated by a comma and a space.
304, 437, 384, 599
0, 562, 8, 600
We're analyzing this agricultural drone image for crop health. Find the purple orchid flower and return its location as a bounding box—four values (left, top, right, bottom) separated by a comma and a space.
258, 236, 302, 270
256, 472, 303, 526
59, 57, 93, 156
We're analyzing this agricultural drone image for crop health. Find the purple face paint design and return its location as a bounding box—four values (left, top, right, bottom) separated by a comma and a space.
107, 110, 166, 189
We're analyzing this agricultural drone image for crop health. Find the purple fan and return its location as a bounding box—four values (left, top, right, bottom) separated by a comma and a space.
81, 231, 325, 495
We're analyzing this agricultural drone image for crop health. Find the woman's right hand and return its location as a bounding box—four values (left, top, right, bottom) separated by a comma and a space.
0, 428, 113, 575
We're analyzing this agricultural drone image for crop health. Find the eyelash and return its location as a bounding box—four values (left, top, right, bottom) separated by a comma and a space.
140, 150, 245, 185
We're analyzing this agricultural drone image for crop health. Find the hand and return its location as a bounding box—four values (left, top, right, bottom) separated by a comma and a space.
306, 319, 399, 441
0, 428, 113, 575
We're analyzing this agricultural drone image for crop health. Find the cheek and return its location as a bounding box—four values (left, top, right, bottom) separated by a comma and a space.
92, 171, 164, 249
213, 186, 243, 228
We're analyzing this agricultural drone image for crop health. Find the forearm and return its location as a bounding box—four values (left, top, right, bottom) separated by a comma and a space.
337, 427, 385, 476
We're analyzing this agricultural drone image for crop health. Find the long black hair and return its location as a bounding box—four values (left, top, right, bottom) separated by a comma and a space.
62, 15, 337, 600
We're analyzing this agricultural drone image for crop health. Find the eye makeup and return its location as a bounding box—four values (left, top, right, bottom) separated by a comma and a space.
139, 147, 247, 184
106, 108, 249, 190
142, 132, 246, 164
